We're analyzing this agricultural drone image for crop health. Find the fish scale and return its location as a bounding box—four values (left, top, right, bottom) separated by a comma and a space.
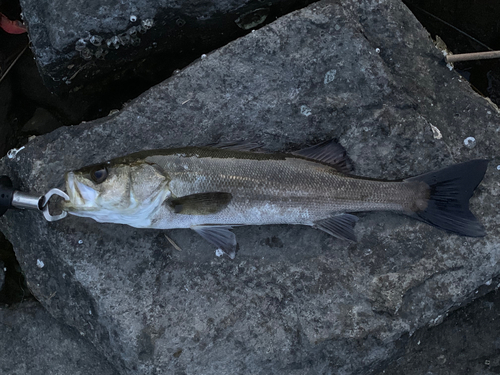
63, 141, 487, 258
145, 151, 422, 228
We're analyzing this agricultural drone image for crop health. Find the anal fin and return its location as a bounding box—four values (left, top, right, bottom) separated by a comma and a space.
314, 214, 359, 242
192, 225, 237, 259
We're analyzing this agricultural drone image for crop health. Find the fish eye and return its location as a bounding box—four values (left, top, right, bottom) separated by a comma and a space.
90, 165, 108, 184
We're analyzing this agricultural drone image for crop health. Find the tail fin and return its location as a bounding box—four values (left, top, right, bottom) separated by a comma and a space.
406, 159, 488, 237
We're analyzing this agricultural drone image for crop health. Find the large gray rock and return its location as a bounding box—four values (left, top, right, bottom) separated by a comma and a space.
20, 0, 314, 92
0, 301, 119, 375
1, 0, 499, 373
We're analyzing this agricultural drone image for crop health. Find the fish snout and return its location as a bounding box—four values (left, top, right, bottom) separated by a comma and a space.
64, 172, 98, 209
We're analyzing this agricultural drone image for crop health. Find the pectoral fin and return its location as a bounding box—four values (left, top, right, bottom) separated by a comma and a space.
313, 214, 359, 242
168, 192, 232, 215
192, 225, 237, 259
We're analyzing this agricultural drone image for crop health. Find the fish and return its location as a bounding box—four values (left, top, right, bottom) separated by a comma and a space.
63, 140, 488, 258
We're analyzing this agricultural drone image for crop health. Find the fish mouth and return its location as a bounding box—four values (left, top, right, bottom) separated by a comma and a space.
64, 172, 98, 211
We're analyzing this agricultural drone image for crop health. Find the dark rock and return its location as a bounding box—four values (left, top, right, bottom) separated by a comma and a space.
378, 282, 500, 375
0, 71, 13, 156
0, 0, 499, 374
21, 107, 63, 135
0, 260, 4, 291
20, 0, 316, 92
0, 231, 33, 305
0, 301, 119, 375
12, 51, 92, 125
404, 0, 500, 114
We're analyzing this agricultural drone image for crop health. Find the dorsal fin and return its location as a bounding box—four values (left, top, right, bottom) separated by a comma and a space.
292, 140, 354, 173
208, 141, 264, 152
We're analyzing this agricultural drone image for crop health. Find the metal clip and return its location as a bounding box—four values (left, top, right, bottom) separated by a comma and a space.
11, 188, 69, 222
41, 189, 70, 221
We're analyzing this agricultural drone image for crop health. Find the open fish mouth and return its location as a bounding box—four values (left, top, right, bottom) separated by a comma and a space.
64, 172, 98, 211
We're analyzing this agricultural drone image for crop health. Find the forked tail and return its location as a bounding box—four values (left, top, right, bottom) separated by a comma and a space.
406, 159, 488, 237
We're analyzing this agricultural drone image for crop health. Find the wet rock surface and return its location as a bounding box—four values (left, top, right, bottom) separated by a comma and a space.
0, 301, 119, 375
20, 0, 315, 92
0, 0, 499, 374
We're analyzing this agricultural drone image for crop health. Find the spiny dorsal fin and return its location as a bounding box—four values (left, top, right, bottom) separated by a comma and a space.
292, 140, 354, 173
313, 214, 359, 242
168, 192, 232, 215
209, 141, 263, 152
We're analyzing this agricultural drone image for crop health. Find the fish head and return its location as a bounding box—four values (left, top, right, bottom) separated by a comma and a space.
63, 161, 170, 226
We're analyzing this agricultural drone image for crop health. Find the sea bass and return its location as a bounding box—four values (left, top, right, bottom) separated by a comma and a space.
63, 141, 488, 258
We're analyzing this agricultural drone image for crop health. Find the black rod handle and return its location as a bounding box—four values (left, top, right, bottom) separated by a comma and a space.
0, 176, 15, 217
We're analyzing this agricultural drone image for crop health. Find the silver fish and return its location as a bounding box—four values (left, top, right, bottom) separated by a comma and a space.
63, 141, 488, 258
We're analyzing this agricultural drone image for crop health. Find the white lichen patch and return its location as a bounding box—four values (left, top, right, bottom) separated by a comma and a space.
430, 124, 442, 139
463, 136, 476, 148
300, 105, 312, 117
7, 146, 25, 159
324, 69, 337, 84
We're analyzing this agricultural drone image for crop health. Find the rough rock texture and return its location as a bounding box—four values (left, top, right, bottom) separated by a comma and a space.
0, 0, 499, 374
378, 281, 500, 375
0, 301, 119, 375
20, 0, 314, 92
